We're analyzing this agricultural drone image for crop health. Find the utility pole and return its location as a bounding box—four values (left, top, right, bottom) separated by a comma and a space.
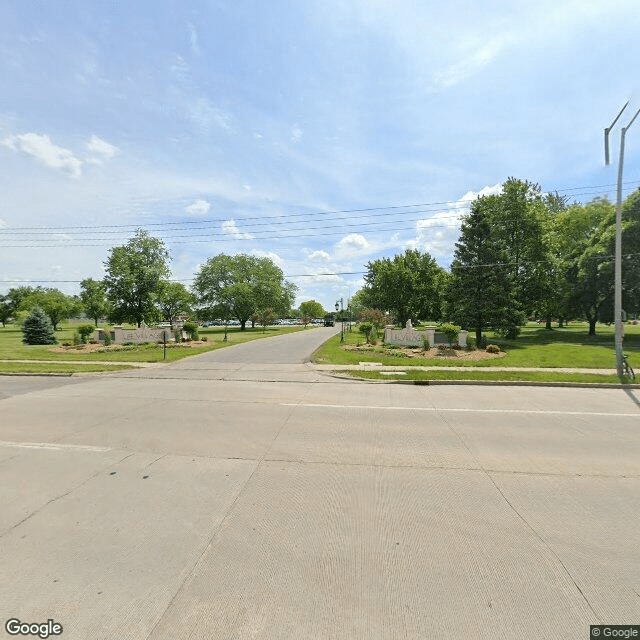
605, 101, 640, 376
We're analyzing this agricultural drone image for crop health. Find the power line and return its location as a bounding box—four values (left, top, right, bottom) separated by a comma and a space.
2, 252, 639, 285
0, 180, 638, 235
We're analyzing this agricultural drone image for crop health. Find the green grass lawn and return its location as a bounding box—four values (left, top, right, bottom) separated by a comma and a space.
0, 362, 138, 374
0, 322, 306, 371
340, 369, 625, 384
314, 322, 640, 370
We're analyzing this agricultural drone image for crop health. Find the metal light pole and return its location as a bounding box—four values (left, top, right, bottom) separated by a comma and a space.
605, 102, 640, 376
335, 298, 344, 342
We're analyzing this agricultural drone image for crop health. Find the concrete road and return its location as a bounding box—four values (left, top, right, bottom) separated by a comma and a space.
1, 331, 639, 639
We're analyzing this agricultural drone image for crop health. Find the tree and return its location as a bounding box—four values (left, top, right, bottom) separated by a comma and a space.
299, 300, 325, 319
103, 229, 171, 327
22, 305, 57, 345
193, 254, 297, 330
361, 249, 446, 326
0, 295, 12, 327
80, 278, 110, 326
19, 287, 81, 330
157, 281, 195, 326
253, 308, 278, 332
556, 198, 614, 336
446, 194, 520, 343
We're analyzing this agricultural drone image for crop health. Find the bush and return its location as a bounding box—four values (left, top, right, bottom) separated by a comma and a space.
77, 323, 95, 344
182, 322, 199, 340
201, 336, 208, 342
437, 322, 460, 345
367, 325, 378, 345
486, 344, 500, 354
422, 334, 430, 351
103, 333, 112, 346
22, 306, 57, 345
358, 322, 373, 336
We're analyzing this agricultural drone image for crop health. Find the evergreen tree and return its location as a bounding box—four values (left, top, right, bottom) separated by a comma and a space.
22, 305, 57, 345
447, 195, 519, 343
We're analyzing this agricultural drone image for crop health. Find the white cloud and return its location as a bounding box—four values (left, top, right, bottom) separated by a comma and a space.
86, 134, 119, 159
291, 125, 303, 143
251, 250, 284, 269
407, 184, 503, 258
3, 133, 82, 178
334, 233, 372, 259
187, 97, 232, 133
185, 199, 211, 215
432, 42, 503, 90
187, 22, 200, 55
308, 250, 331, 262
221, 219, 254, 240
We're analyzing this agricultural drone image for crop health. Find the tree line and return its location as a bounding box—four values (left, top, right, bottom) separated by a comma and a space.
354, 178, 640, 340
0, 230, 299, 331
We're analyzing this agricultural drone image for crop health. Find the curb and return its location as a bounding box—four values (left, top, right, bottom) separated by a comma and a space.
326, 372, 640, 389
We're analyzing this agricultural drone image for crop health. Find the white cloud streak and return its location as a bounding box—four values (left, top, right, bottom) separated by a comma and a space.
3, 133, 83, 178
221, 219, 254, 239
185, 199, 211, 215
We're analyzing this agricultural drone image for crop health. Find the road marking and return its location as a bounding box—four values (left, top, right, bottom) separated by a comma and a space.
280, 403, 640, 417
0, 441, 112, 452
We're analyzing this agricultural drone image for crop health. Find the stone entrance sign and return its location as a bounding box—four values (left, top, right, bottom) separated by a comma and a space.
383, 320, 468, 348
94, 322, 173, 345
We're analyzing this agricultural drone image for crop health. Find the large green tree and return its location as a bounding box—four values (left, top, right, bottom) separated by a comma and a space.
361, 249, 446, 326
299, 300, 325, 319
157, 281, 195, 326
103, 229, 171, 327
80, 278, 110, 326
193, 254, 297, 330
19, 287, 81, 330
447, 194, 520, 343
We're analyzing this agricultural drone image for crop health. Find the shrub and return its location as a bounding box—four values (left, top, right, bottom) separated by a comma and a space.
182, 322, 199, 340
103, 333, 112, 346
77, 323, 95, 344
22, 306, 57, 345
486, 344, 500, 354
358, 321, 373, 336
201, 336, 208, 342
366, 325, 378, 345
437, 322, 460, 345
437, 344, 447, 351
421, 334, 430, 351
72, 331, 82, 345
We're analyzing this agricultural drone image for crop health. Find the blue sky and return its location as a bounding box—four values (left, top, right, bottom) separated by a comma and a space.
1, 0, 639, 311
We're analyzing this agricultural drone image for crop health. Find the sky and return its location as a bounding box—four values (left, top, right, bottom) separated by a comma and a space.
1, 0, 639, 312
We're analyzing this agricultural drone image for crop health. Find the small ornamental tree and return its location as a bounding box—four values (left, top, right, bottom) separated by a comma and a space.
22, 305, 57, 345
77, 324, 96, 343
357, 308, 390, 328
437, 322, 461, 345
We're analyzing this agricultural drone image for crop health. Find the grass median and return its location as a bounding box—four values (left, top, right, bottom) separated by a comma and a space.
0, 323, 307, 373
338, 369, 625, 384
313, 321, 639, 384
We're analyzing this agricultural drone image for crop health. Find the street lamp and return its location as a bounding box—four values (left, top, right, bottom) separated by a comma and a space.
605, 102, 640, 376
335, 298, 344, 342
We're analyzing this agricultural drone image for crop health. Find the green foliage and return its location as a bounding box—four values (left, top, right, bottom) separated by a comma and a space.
437, 322, 460, 345
77, 323, 95, 343
360, 249, 447, 326
22, 305, 57, 345
421, 334, 430, 351
366, 325, 378, 345
357, 308, 390, 328
157, 281, 195, 326
486, 344, 501, 353
80, 278, 110, 326
182, 321, 199, 340
299, 300, 325, 319
103, 331, 112, 346
103, 229, 171, 327
193, 254, 297, 330
0, 294, 12, 327
358, 321, 373, 336
19, 287, 81, 330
